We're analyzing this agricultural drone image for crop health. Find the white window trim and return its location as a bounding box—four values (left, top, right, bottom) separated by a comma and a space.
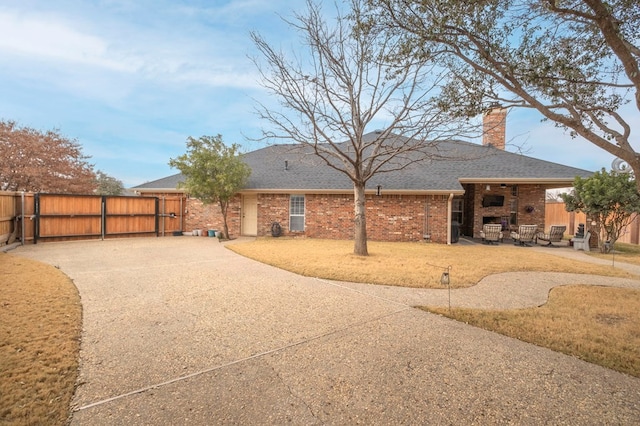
289, 195, 305, 232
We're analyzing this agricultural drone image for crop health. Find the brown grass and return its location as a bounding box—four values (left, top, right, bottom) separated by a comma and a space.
226, 238, 637, 288
0, 253, 82, 425
588, 242, 640, 266
425, 285, 640, 378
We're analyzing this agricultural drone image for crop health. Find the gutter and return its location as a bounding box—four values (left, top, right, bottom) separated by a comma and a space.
238, 189, 466, 196
457, 178, 583, 185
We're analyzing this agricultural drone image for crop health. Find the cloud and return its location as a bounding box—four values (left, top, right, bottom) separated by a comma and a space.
0, 4, 265, 92
0, 10, 140, 72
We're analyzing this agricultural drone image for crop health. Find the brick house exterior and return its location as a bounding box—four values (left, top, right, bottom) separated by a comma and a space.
133, 109, 591, 244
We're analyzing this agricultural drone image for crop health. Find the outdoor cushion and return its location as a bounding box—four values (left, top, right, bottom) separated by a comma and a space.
480, 223, 503, 244
510, 224, 538, 246
536, 225, 566, 247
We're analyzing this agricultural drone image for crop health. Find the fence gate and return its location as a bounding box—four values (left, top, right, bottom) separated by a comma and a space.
34, 194, 160, 243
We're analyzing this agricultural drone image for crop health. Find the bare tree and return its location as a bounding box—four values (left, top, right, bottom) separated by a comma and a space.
251, 0, 469, 255
0, 119, 96, 193
368, 0, 640, 191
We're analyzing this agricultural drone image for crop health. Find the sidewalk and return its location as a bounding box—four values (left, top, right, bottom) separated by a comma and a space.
333, 244, 640, 309
11, 237, 640, 425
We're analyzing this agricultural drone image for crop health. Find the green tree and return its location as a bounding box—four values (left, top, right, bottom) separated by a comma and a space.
95, 171, 124, 195
169, 135, 251, 239
561, 169, 640, 253
367, 0, 640, 191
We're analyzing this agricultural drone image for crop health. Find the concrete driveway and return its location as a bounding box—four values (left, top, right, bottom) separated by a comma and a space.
12, 237, 640, 424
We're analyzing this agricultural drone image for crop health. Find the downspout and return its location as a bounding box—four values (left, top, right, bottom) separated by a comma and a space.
447, 193, 454, 245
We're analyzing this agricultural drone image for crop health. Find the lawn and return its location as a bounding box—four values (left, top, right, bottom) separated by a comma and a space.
426, 286, 640, 378
227, 238, 637, 288
588, 241, 640, 266
0, 253, 81, 425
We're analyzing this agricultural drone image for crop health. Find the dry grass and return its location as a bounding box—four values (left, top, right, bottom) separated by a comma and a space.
0, 253, 82, 426
588, 242, 640, 266
227, 238, 637, 288
425, 286, 640, 378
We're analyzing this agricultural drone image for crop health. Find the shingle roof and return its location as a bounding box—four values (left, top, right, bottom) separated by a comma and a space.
131, 173, 185, 190
133, 132, 592, 193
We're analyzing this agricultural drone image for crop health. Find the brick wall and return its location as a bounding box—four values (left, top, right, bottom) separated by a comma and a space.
257, 194, 291, 236
482, 107, 507, 150
142, 185, 548, 243
306, 194, 355, 239
472, 184, 547, 238
423, 195, 450, 243
516, 185, 546, 227
183, 196, 242, 236
255, 193, 450, 243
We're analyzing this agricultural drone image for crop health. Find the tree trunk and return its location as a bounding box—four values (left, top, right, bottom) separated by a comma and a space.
353, 183, 368, 256
219, 200, 230, 239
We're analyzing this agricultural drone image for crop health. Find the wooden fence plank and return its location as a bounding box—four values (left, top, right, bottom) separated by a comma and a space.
0, 192, 16, 244
545, 201, 639, 244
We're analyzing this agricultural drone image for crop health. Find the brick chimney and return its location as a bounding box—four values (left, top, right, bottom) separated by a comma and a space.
482, 104, 506, 150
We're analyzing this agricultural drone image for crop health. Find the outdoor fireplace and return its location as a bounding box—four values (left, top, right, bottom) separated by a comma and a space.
483, 216, 509, 231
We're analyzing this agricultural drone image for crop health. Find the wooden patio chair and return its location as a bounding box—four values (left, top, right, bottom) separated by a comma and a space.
536, 225, 566, 247
480, 223, 503, 244
510, 224, 538, 247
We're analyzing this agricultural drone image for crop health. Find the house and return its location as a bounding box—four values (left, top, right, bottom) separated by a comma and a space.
133, 108, 592, 243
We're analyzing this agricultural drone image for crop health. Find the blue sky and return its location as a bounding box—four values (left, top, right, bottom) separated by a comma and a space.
0, 1, 633, 188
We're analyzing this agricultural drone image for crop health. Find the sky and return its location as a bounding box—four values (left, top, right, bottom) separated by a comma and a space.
0, 0, 636, 188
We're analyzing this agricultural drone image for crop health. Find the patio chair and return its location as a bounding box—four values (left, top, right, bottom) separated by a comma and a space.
536, 225, 566, 247
510, 224, 538, 247
480, 223, 503, 244
571, 231, 591, 251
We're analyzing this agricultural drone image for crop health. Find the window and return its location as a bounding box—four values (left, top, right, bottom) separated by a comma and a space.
510, 199, 518, 226
289, 195, 305, 231
452, 197, 463, 225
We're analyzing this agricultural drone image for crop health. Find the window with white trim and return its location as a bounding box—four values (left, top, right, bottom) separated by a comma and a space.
452, 197, 464, 225
289, 195, 305, 231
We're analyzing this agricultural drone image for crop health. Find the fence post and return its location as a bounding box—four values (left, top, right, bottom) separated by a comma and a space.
21, 192, 25, 245
155, 197, 159, 237
101, 197, 106, 240
34, 193, 39, 244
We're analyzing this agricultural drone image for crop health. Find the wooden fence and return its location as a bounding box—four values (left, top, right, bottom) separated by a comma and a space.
545, 201, 640, 245
0, 192, 186, 245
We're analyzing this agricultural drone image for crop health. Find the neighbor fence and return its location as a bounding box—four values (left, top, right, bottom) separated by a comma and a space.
0, 191, 186, 246
545, 201, 640, 245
